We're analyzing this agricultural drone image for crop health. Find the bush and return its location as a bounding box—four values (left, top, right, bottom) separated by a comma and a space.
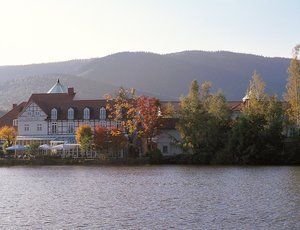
146, 149, 163, 163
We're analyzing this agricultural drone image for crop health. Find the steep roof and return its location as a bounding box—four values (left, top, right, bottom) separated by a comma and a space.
23, 93, 107, 120
0, 102, 26, 127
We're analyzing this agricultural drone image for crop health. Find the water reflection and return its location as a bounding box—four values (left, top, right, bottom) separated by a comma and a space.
0, 166, 299, 229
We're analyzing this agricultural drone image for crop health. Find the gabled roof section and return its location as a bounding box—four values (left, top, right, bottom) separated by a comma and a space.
0, 102, 27, 127
23, 93, 75, 119
21, 92, 107, 120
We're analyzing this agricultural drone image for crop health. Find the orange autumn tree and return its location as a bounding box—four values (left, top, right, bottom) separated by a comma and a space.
94, 126, 109, 152
136, 95, 161, 149
75, 125, 93, 152
106, 87, 140, 151
0, 126, 16, 149
109, 127, 127, 155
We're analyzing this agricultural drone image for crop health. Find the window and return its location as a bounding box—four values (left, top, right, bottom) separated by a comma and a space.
116, 121, 122, 129
28, 111, 33, 117
13, 119, 18, 126
83, 108, 90, 120
163, 145, 168, 154
100, 107, 106, 120
51, 108, 57, 120
51, 122, 57, 134
24, 124, 29, 132
35, 111, 40, 116
68, 108, 74, 120
68, 123, 74, 134
37, 124, 42, 131
100, 120, 106, 127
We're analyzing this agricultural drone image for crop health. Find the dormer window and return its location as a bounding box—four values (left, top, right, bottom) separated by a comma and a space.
68, 108, 74, 120
100, 107, 106, 120
83, 108, 90, 120
51, 108, 57, 120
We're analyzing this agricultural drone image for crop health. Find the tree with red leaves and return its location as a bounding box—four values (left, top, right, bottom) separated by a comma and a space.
136, 95, 161, 151
94, 126, 109, 152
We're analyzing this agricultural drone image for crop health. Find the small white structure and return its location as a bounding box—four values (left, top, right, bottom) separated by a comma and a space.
154, 130, 182, 156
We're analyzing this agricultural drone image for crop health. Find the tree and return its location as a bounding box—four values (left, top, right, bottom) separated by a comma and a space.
136, 95, 161, 150
242, 71, 268, 118
106, 87, 139, 155
94, 126, 109, 152
109, 127, 127, 156
0, 126, 16, 153
163, 102, 176, 118
176, 80, 231, 162
203, 90, 231, 157
227, 73, 284, 164
75, 125, 93, 153
177, 80, 208, 155
285, 45, 300, 127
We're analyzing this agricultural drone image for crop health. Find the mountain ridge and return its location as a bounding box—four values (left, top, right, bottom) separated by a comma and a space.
0, 50, 291, 111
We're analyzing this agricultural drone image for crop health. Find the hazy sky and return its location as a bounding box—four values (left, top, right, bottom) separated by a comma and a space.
0, 0, 299, 65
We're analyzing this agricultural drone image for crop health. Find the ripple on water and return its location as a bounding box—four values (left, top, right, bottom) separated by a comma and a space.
0, 166, 299, 229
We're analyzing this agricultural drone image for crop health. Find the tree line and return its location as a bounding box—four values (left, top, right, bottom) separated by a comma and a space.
174, 45, 300, 164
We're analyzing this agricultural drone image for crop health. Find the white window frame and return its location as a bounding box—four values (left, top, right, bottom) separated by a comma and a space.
51, 122, 57, 134
24, 124, 29, 132
83, 108, 90, 120
100, 107, 106, 120
51, 108, 57, 120
13, 119, 18, 126
68, 108, 74, 120
37, 124, 42, 131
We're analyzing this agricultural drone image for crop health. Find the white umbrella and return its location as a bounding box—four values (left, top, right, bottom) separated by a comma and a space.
6, 145, 29, 151
39, 144, 52, 150
51, 144, 80, 151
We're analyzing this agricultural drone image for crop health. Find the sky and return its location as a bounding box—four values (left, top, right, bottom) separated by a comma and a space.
0, 0, 299, 65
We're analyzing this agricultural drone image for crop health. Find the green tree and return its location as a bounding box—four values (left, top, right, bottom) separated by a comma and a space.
242, 71, 267, 118
228, 73, 284, 164
76, 125, 93, 154
177, 80, 231, 162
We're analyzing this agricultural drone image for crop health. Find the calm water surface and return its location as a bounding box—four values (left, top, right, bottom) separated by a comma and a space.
0, 166, 299, 229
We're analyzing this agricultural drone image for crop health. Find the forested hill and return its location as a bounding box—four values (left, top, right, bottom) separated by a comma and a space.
0, 51, 290, 110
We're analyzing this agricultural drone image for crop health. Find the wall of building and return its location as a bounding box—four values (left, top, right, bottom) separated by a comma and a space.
18, 103, 48, 136
155, 129, 183, 156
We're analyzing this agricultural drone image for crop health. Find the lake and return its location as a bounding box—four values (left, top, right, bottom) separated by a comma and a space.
0, 166, 299, 229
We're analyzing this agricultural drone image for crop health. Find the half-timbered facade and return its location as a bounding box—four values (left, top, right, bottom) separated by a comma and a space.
0, 79, 122, 146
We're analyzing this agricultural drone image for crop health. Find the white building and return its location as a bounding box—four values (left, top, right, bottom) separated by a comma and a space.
0, 79, 114, 146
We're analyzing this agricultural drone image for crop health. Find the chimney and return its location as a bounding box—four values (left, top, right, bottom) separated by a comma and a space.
68, 87, 75, 95
13, 104, 17, 108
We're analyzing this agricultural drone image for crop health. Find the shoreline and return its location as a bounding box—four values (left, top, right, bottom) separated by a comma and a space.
0, 157, 298, 167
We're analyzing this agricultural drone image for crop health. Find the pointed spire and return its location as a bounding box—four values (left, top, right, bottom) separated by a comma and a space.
47, 79, 67, 93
